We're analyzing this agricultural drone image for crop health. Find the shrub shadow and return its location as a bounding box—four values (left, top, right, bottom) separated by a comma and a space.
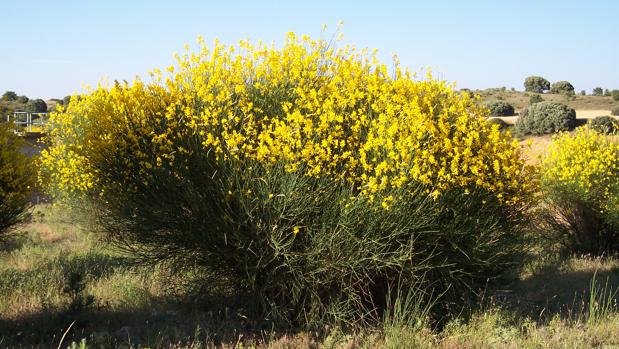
497, 260, 619, 324
0, 292, 276, 348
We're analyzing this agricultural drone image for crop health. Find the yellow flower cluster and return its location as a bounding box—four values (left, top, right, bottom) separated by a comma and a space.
541, 127, 619, 206
40, 33, 529, 204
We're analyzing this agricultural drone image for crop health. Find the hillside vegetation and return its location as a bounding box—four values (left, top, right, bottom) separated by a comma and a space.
477, 89, 617, 115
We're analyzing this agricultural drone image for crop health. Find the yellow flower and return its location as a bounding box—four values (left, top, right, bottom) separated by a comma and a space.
40, 31, 530, 206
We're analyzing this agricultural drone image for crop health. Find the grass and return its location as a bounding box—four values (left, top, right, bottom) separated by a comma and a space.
1, 205, 619, 348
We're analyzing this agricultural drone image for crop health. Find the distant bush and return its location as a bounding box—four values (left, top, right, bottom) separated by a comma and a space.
486, 100, 514, 116
62, 96, 72, 106
580, 90, 586, 96
589, 116, 619, 134
550, 81, 575, 95
538, 128, 619, 255
515, 101, 576, 135
529, 94, 544, 105
612, 90, 619, 101
604, 89, 611, 97
26, 99, 47, 113
524, 76, 550, 93
16, 96, 29, 104
1, 91, 17, 102
593, 87, 603, 96
0, 124, 34, 238
612, 106, 619, 116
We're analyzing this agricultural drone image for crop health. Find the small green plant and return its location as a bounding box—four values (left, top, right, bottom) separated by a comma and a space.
589, 116, 619, 134
67, 339, 89, 349
529, 94, 544, 105
515, 101, 576, 135
524, 76, 550, 93
550, 81, 575, 95
486, 100, 514, 116
63, 270, 95, 314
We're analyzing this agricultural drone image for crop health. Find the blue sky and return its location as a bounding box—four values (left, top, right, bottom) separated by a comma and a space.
2, 0, 617, 99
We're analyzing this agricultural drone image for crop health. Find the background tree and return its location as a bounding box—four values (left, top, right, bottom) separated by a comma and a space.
1, 91, 17, 102
26, 99, 47, 113
593, 87, 603, 96
612, 90, 619, 101
524, 76, 550, 93
550, 81, 575, 95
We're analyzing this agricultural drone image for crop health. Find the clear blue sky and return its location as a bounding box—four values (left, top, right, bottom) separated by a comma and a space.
2, 0, 618, 99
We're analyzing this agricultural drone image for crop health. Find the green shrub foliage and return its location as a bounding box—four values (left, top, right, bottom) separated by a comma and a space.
524, 76, 550, 93
612, 90, 619, 101
529, 94, 544, 105
593, 87, 603, 96
550, 81, 575, 94
589, 116, 619, 134
93, 150, 526, 327
612, 106, 619, 116
0, 124, 34, 237
515, 101, 576, 135
486, 100, 515, 116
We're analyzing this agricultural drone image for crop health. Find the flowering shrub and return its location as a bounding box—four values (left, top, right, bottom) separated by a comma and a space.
40, 33, 531, 326
539, 127, 619, 254
42, 33, 528, 204
0, 123, 34, 237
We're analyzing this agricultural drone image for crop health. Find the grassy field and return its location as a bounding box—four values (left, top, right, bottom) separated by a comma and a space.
1, 205, 618, 348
